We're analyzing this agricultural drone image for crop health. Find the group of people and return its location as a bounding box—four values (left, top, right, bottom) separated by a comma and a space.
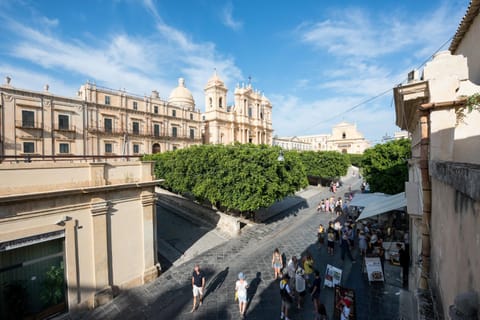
275, 250, 327, 320
316, 196, 346, 217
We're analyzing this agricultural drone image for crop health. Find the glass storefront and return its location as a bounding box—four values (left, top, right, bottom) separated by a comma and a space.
0, 236, 66, 319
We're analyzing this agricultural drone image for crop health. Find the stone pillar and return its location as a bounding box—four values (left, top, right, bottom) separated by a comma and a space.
89, 163, 106, 186
141, 191, 159, 282
90, 198, 113, 306
64, 218, 84, 310
140, 161, 154, 182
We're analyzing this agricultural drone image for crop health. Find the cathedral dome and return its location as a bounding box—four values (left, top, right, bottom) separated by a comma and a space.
168, 78, 195, 108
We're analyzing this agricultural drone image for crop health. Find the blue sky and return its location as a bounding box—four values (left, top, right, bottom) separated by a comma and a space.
0, 0, 470, 143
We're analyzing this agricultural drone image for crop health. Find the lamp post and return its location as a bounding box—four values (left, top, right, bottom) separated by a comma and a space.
277, 149, 284, 162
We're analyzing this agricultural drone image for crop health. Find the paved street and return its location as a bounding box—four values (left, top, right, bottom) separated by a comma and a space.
74, 177, 412, 320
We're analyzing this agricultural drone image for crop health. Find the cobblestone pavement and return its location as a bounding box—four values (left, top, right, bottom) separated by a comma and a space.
74, 177, 411, 320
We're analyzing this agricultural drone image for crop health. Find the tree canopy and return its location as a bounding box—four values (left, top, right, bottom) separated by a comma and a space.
298, 151, 350, 179
144, 144, 308, 213
362, 139, 411, 194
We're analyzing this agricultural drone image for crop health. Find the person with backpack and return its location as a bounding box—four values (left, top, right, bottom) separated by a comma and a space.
279, 273, 293, 320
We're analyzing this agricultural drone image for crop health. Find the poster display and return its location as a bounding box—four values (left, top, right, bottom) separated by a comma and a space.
333, 285, 356, 320
324, 264, 342, 288
364, 257, 384, 282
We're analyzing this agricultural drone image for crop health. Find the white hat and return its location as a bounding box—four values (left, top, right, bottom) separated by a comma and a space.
296, 268, 304, 276
370, 234, 378, 243
238, 272, 245, 280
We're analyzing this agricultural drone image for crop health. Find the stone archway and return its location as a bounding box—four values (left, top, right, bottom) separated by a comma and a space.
152, 143, 160, 154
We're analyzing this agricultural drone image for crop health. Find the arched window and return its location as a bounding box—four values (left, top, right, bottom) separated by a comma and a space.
342, 132, 346, 139
209, 97, 213, 108
152, 143, 161, 154
219, 97, 223, 108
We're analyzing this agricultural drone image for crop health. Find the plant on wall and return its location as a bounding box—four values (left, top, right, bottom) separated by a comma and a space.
456, 93, 480, 125
40, 263, 65, 307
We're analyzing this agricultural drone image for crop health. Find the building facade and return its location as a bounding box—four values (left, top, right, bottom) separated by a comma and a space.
203, 72, 273, 145
0, 160, 160, 317
394, 2, 480, 317
0, 77, 204, 160
272, 136, 312, 151
274, 122, 370, 153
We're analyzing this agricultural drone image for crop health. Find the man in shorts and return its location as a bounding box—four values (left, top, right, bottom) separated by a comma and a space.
191, 264, 205, 312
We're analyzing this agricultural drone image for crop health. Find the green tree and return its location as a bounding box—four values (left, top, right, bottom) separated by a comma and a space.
299, 151, 350, 179
362, 139, 411, 194
347, 153, 364, 168
145, 144, 308, 214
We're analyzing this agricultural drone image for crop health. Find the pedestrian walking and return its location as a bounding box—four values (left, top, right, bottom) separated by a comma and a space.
235, 272, 249, 318
397, 243, 410, 287
358, 230, 368, 258
295, 267, 306, 309
327, 223, 336, 256
191, 264, 205, 312
340, 233, 355, 263
272, 248, 283, 280
310, 271, 322, 314
302, 253, 314, 288
317, 224, 325, 248
279, 274, 294, 320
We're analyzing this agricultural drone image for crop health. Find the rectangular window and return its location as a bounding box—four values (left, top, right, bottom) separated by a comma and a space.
105, 143, 113, 153
172, 109, 176, 117
153, 124, 160, 137
154, 105, 159, 114
172, 126, 177, 137
23, 142, 34, 153
59, 143, 69, 154
248, 107, 252, 118
133, 144, 140, 154
132, 121, 140, 134
190, 113, 193, 120
105, 96, 111, 105
22, 110, 35, 128
133, 101, 138, 110
190, 128, 195, 139
172, 145, 178, 151
104, 118, 113, 133
58, 114, 69, 130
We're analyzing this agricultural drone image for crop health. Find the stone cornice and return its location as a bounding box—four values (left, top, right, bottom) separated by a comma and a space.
430, 160, 480, 201
0, 180, 163, 204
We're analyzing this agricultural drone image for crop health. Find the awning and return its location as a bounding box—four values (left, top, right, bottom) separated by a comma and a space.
356, 192, 407, 221
348, 193, 389, 207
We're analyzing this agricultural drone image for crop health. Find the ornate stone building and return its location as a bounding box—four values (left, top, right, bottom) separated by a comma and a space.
0, 77, 203, 160
273, 122, 370, 153
203, 72, 273, 145
0, 73, 273, 161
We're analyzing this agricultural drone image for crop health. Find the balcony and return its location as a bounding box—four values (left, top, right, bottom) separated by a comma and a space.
15, 120, 43, 130
87, 126, 124, 135
54, 123, 76, 132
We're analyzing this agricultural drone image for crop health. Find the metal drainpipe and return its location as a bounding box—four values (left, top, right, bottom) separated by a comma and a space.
419, 111, 432, 290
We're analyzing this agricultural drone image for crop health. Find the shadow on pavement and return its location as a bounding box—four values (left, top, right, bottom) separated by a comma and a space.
245, 272, 262, 313
262, 196, 309, 224
204, 267, 229, 300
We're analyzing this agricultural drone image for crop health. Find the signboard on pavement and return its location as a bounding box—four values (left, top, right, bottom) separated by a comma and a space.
324, 264, 342, 288
364, 257, 384, 282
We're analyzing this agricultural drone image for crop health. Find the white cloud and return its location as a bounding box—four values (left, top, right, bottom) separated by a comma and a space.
0, 1, 244, 109
298, 4, 460, 60
221, 2, 243, 31
0, 64, 77, 97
